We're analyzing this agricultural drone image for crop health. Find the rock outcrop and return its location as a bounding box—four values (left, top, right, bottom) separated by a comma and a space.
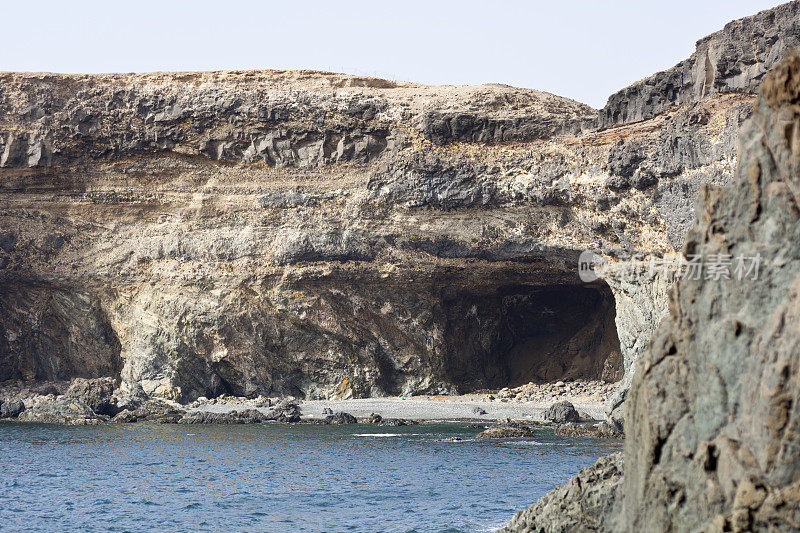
620, 49, 800, 533
504, 43, 800, 533
501, 453, 624, 532
64, 376, 119, 416
599, 0, 800, 128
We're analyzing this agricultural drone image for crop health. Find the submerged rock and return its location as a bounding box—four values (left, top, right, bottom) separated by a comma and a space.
378, 418, 418, 427
178, 409, 267, 424
554, 421, 623, 439
476, 425, 537, 439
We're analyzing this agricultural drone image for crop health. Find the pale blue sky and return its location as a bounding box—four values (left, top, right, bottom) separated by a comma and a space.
3, 0, 784, 108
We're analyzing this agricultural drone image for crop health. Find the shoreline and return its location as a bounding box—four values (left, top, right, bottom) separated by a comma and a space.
192, 394, 608, 423
0, 378, 617, 427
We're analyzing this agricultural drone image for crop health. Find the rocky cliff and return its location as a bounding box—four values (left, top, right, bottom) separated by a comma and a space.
0, 3, 795, 407
504, 31, 800, 533
620, 49, 800, 533
599, 0, 800, 128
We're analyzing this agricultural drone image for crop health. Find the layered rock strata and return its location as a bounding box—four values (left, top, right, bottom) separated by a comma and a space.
1, 3, 796, 407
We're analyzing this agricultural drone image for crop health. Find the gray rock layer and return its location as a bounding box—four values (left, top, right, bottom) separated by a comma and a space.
621, 50, 800, 533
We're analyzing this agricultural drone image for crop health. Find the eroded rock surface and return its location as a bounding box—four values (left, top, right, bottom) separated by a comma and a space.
503, 43, 800, 533
500, 453, 623, 532
621, 49, 800, 533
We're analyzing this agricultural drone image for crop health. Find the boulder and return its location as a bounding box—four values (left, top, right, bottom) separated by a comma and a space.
324, 412, 358, 425
65, 377, 119, 416
543, 400, 579, 423
366, 413, 383, 424
0, 399, 25, 418
265, 400, 301, 423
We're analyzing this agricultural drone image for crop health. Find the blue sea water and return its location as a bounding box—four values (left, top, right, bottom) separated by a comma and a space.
0, 422, 621, 532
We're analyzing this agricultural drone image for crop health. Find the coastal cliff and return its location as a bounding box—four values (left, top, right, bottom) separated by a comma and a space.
0, 3, 796, 417
620, 49, 800, 532
0, 73, 740, 404
504, 25, 800, 533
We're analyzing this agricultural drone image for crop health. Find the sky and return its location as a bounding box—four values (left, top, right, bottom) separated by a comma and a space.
2, 0, 784, 108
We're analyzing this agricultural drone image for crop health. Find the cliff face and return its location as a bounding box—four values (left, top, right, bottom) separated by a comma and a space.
504, 35, 800, 533
0, 4, 795, 404
621, 50, 800, 532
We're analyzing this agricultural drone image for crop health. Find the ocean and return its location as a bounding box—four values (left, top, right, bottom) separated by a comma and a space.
0, 422, 621, 532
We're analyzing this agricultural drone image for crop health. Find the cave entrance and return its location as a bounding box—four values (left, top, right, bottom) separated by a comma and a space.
440, 282, 622, 391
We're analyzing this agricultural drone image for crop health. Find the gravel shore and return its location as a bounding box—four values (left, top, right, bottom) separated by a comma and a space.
191, 392, 607, 422
188, 380, 615, 422
300, 395, 607, 422
1, 379, 613, 424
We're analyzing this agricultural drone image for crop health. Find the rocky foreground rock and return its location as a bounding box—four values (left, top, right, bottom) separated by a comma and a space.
619, 49, 800, 533
503, 45, 800, 533
501, 453, 624, 532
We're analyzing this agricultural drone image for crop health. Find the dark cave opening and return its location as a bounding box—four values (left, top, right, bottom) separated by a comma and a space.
440, 282, 622, 392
